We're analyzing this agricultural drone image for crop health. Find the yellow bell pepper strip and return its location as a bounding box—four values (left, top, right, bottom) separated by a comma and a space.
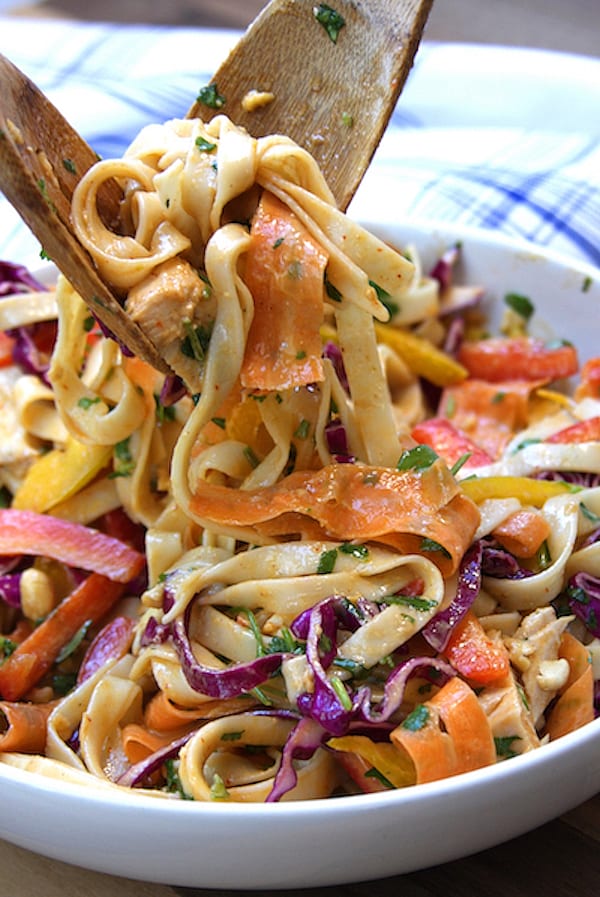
328, 734, 416, 790
0, 509, 144, 582
0, 572, 125, 701
460, 476, 574, 507
13, 435, 112, 513
374, 322, 468, 387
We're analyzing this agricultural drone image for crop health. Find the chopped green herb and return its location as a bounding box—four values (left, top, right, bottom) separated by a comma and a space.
382, 594, 437, 612
512, 437, 542, 454
83, 315, 96, 332
236, 607, 267, 657
109, 437, 135, 479
181, 319, 212, 363
273, 237, 285, 249
420, 538, 452, 560
39, 248, 52, 261
339, 542, 369, 559
330, 674, 352, 710
494, 735, 521, 760
0, 637, 17, 660
505, 292, 534, 321
324, 276, 343, 302
295, 350, 307, 361
450, 452, 472, 476
267, 627, 303, 655
62, 158, 77, 174
197, 83, 226, 109
364, 767, 394, 789
491, 391, 506, 404
243, 446, 260, 469
580, 502, 600, 524
341, 111, 354, 127
313, 3, 346, 43
56, 620, 92, 664
154, 394, 177, 424
0, 486, 12, 509
369, 280, 399, 317
582, 275, 593, 293
77, 396, 101, 410
164, 758, 193, 799
402, 704, 429, 731
317, 547, 338, 574
52, 672, 77, 695
396, 444, 439, 472
37, 178, 57, 212
221, 730, 244, 742
195, 136, 217, 152
536, 540, 552, 571
294, 418, 310, 439
211, 416, 226, 429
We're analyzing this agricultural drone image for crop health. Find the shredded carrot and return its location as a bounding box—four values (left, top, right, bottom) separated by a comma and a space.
121, 723, 186, 766
444, 611, 511, 685
491, 509, 551, 559
391, 677, 496, 784
240, 192, 328, 391
575, 357, 600, 401
545, 632, 594, 740
439, 378, 543, 459
144, 691, 255, 732
0, 699, 57, 753
0, 573, 125, 701
190, 461, 480, 575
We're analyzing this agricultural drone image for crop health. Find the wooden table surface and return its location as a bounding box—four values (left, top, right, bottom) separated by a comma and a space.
1, 1, 599, 894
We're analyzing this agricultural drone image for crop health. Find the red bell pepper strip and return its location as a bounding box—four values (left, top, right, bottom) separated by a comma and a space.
411, 418, 493, 470
457, 337, 578, 383
0, 509, 144, 583
0, 573, 125, 701
545, 415, 600, 444
443, 610, 510, 685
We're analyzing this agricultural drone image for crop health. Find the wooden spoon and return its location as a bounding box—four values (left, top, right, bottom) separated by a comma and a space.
188, 0, 433, 211
0, 0, 432, 377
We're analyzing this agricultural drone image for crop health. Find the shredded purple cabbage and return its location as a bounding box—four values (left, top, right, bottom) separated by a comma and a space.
535, 470, 600, 489
566, 572, 600, 638
160, 374, 187, 407
324, 419, 355, 463
0, 261, 46, 295
323, 341, 349, 393
429, 245, 459, 293
481, 541, 534, 580
423, 541, 483, 651
354, 656, 455, 724
0, 572, 22, 608
266, 715, 326, 802
117, 732, 194, 788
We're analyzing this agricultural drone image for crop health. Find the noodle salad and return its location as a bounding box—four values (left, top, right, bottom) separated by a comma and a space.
0, 114, 598, 802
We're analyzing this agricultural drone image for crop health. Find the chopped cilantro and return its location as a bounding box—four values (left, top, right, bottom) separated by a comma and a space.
364, 767, 394, 789
582, 275, 593, 293
195, 136, 217, 152
381, 594, 437, 612
294, 418, 310, 439
330, 674, 352, 710
221, 730, 244, 742
317, 547, 338, 574
109, 437, 135, 479
396, 444, 439, 472
211, 416, 226, 429
243, 446, 259, 469
324, 275, 343, 302
56, 620, 92, 664
154, 394, 177, 424
369, 280, 399, 317
196, 83, 226, 109
450, 452, 472, 476
62, 158, 77, 174
402, 704, 429, 731
341, 111, 354, 127
505, 292, 534, 321
77, 396, 101, 410
0, 636, 17, 660
181, 319, 212, 362
494, 735, 521, 760
313, 3, 346, 43
420, 538, 452, 560
339, 542, 369, 559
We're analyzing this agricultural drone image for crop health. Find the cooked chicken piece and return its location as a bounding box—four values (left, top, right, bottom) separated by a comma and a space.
126, 257, 215, 392
505, 606, 571, 728
478, 666, 540, 757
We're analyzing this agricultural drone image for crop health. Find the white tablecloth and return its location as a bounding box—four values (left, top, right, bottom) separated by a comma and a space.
0, 18, 598, 270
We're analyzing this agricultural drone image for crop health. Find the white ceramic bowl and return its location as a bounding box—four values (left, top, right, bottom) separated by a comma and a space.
0, 221, 599, 889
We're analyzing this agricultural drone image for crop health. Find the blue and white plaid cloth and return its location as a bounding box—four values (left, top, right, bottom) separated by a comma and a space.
0, 17, 598, 270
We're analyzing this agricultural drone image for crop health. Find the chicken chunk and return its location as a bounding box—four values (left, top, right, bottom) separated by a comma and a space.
505, 606, 571, 728
478, 668, 540, 758
126, 257, 215, 391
